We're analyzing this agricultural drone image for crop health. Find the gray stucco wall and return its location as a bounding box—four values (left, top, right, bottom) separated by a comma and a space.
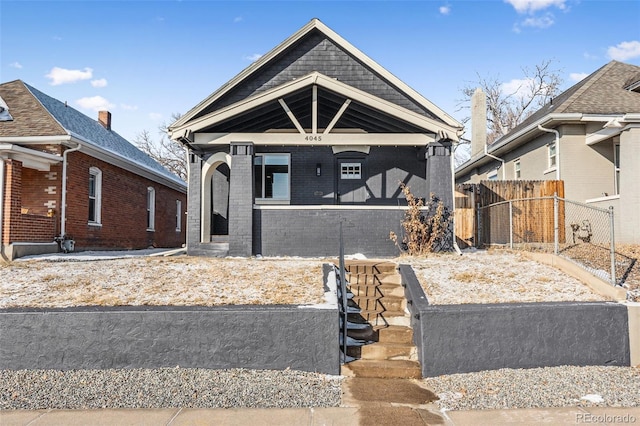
0, 305, 339, 374
399, 265, 630, 377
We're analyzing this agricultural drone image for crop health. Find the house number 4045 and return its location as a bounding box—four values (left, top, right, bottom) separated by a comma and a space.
305, 135, 322, 142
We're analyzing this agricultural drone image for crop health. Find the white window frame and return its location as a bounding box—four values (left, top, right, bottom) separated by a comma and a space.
487, 169, 498, 181
254, 153, 290, 202
340, 162, 362, 180
514, 159, 521, 179
176, 200, 182, 232
147, 187, 155, 231
88, 167, 102, 225
548, 143, 557, 169
614, 141, 620, 195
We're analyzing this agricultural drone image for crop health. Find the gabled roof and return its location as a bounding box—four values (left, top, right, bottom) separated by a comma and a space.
456, 61, 640, 176
0, 80, 185, 190
170, 18, 462, 138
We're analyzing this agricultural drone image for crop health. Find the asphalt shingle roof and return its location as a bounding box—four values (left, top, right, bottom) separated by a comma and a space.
0, 80, 184, 187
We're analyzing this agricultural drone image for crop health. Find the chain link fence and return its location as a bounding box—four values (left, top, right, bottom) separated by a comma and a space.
478, 196, 633, 286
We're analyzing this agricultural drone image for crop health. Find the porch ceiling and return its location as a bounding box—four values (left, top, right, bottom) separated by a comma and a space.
199, 86, 426, 134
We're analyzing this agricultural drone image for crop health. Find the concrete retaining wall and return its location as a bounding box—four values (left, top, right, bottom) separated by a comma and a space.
400, 265, 631, 377
0, 305, 339, 374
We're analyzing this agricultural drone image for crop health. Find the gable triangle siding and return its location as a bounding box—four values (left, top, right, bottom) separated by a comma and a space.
198, 30, 442, 123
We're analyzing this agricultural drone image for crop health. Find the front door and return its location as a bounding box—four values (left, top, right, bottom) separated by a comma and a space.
337, 158, 367, 204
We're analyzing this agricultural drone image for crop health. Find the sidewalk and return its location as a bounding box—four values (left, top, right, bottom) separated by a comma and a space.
2, 406, 639, 425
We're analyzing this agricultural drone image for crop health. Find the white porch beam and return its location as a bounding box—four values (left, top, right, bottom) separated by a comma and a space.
312, 85, 318, 134
324, 99, 351, 134
278, 98, 306, 134
195, 132, 435, 146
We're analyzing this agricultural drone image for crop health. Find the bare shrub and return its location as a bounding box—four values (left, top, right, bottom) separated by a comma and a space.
390, 184, 453, 255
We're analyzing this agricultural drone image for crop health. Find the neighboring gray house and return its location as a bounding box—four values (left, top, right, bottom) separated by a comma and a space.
456, 61, 640, 244
169, 19, 463, 257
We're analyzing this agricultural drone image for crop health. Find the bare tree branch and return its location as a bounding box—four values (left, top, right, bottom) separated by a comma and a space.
458, 59, 564, 144
134, 113, 187, 181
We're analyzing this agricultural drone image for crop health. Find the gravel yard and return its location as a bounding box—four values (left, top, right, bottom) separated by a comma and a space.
408, 249, 611, 305
425, 366, 640, 411
0, 255, 326, 308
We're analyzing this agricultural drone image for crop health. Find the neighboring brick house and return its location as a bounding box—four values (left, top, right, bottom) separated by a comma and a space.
0, 80, 187, 260
169, 19, 463, 257
455, 61, 640, 244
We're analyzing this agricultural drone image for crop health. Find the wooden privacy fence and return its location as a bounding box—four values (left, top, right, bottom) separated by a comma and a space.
455, 180, 564, 249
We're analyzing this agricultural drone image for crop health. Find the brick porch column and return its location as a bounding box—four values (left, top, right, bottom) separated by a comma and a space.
426, 139, 453, 251
228, 142, 253, 256
186, 152, 202, 255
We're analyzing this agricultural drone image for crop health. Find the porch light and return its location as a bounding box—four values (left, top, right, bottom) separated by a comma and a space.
316, 163, 321, 177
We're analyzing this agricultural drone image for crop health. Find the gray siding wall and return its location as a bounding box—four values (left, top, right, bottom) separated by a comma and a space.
619, 126, 640, 243
0, 306, 339, 375
206, 31, 437, 120
254, 208, 405, 257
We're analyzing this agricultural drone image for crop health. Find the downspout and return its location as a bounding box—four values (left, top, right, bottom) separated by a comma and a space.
60, 144, 81, 238
451, 137, 463, 255
537, 125, 560, 180
0, 159, 4, 249
484, 143, 506, 180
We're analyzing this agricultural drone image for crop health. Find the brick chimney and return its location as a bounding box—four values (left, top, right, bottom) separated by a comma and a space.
98, 111, 112, 131
470, 87, 487, 157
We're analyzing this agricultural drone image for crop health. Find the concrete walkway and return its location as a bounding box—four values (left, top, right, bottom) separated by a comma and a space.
2, 406, 639, 425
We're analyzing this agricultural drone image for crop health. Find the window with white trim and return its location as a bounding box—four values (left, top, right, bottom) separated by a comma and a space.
340, 162, 362, 180
176, 200, 182, 232
548, 143, 557, 168
147, 187, 155, 231
487, 169, 498, 181
88, 167, 102, 224
254, 154, 290, 200
614, 141, 620, 195
514, 160, 521, 179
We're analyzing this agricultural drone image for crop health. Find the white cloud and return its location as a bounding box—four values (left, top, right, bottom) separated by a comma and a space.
149, 112, 163, 121
91, 78, 108, 88
75, 96, 114, 112
439, 5, 451, 15
501, 78, 533, 99
46, 67, 93, 85
569, 72, 588, 82
234, 16, 243, 23
244, 53, 262, 61
9, 62, 23, 69
505, 0, 566, 14
607, 40, 640, 61
120, 104, 138, 111
583, 52, 598, 60
521, 14, 555, 28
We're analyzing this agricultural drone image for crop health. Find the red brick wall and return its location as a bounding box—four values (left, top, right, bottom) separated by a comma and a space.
64, 150, 186, 250
2, 159, 56, 244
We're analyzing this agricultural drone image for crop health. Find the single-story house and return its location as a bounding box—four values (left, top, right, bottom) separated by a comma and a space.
168, 18, 463, 257
456, 61, 640, 244
0, 80, 187, 260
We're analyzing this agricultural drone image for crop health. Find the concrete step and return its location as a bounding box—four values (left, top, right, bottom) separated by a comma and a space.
341, 359, 422, 379
353, 295, 406, 312
349, 283, 405, 299
345, 261, 397, 275
359, 342, 418, 361
346, 273, 402, 286
377, 325, 414, 344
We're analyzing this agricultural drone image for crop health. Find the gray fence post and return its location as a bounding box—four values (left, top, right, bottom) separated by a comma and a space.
609, 206, 616, 286
554, 194, 559, 255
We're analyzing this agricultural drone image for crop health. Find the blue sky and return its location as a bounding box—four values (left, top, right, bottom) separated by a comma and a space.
2, 0, 639, 142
